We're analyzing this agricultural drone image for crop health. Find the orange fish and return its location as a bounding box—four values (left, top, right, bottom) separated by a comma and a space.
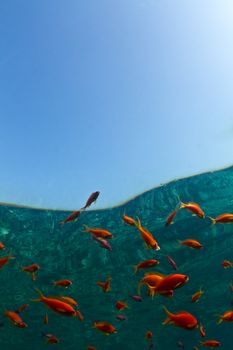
115, 301, 128, 311
93, 321, 117, 335
53, 279, 73, 288
156, 274, 189, 293
33, 289, 76, 317
60, 210, 81, 224
43, 333, 59, 344
87, 347, 97, 350
200, 323, 206, 338
122, 213, 136, 226
208, 213, 233, 224
199, 340, 220, 347
59, 296, 78, 307
222, 260, 233, 268
165, 209, 178, 226
217, 310, 233, 324
5, 306, 28, 328
178, 239, 203, 249
43, 312, 48, 325
192, 288, 204, 303
83, 225, 113, 239
22, 263, 40, 281
145, 330, 153, 339
134, 259, 160, 274
138, 273, 164, 298
96, 275, 111, 292
135, 218, 160, 250
162, 306, 198, 330
0, 252, 15, 269
179, 200, 205, 218
76, 309, 84, 321
0, 242, 5, 250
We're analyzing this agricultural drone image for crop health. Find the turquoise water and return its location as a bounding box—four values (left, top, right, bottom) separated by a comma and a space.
1, 166, 233, 349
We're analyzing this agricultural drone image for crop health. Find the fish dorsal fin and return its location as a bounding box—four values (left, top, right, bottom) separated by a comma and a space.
144, 271, 165, 277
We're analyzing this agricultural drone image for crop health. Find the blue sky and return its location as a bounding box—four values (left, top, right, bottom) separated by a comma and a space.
0, 0, 233, 210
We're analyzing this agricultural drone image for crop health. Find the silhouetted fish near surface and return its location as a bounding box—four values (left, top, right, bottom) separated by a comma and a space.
82, 191, 100, 210
60, 210, 81, 225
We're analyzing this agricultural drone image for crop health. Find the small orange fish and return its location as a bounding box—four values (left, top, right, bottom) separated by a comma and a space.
165, 209, 178, 226
76, 309, 84, 321
179, 200, 205, 218
5, 308, 28, 328
145, 330, 153, 339
208, 213, 233, 224
222, 260, 233, 268
53, 279, 73, 288
60, 210, 81, 224
43, 333, 59, 344
83, 225, 113, 239
0, 252, 15, 269
162, 306, 198, 330
138, 273, 164, 298
135, 218, 160, 250
192, 288, 204, 303
87, 346, 97, 350
200, 323, 206, 337
22, 263, 40, 281
33, 289, 76, 317
134, 259, 160, 274
0, 242, 5, 250
178, 239, 203, 249
93, 321, 117, 335
115, 301, 128, 311
122, 213, 136, 226
217, 310, 233, 324
59, 296, 78, 307
96, 274, 111, 292
199, 340, 220, 347
43, 313, 48, 325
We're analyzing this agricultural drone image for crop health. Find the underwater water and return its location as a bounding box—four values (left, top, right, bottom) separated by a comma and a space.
1, 166, 233, 350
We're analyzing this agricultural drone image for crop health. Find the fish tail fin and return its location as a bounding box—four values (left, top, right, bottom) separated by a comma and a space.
176, 239, 182, 245
82, 224, 90, 232
32, 288, 44, 302
148, 286, 156, 299
207, 216, 216, 225
217, 317, 223, 325
133, 265, 138, 274
135, 217, 141, 229
162, 306, 173, 318
76, 309, 84, 321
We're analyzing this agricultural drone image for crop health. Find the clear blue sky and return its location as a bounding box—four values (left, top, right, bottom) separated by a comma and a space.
0, 0, 233, 210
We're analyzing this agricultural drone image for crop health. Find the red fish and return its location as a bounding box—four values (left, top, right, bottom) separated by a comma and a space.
138, 273, 164, 298
82, 191, 100, 210
60, 210, 81, 224
162, 306, 198, 330
0, 252, 15, 269
179, 200, 205, 218
156, 274, 189, 293
53, 279, 73, 288
96, 275, 111, 292
59, 296, 78, 307
0, 242, 5, 250
83, 225, 113, 239
87, 346, 97, 350
165, 209, 178, 226
199, 340, 220, 347
122, 213, 136, 226
166, 255, 178, 270
192, 288, 204, 303
217, 310, 233, 323
200, 323, 206, 337
5, 305, 28, 328
93, 321, 117, 335
178, 239, 203, 249
222, 260, 233, 268
33, 289, 76, 317
135, 218, 160, 250
146, 330, 153, 339
134, 259, 160, 274
208, 213, 233, 224
115, 301, 128, 311
22, 263, 40, 281
43, 333, 59, 344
